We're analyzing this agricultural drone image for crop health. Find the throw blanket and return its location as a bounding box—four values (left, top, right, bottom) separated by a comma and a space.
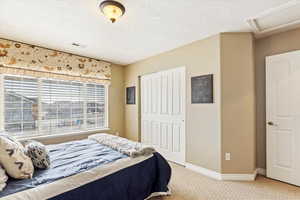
89, 133, 155, 158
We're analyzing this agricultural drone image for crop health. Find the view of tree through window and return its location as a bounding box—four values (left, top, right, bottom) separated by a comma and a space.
3, 75, 106, 136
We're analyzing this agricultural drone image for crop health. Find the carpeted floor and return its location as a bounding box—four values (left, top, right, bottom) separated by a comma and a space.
151, 162, 300, 200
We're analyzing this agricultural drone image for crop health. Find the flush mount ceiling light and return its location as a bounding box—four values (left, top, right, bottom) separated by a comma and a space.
100, 0, 125, 23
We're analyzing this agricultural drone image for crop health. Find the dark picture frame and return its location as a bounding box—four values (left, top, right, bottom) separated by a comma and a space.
191, 74, 214, 104
126, 86, 136, 105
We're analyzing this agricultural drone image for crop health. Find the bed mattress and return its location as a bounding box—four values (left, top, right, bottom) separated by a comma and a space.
0, 139, 171, 200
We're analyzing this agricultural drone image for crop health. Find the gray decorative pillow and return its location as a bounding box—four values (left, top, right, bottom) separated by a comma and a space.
24, 141, 50, 169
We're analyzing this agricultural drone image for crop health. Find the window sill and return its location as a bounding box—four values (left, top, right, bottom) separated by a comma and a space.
16, 128, 111, 141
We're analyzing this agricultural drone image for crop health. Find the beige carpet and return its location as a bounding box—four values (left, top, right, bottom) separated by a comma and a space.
151, 163, 300, 200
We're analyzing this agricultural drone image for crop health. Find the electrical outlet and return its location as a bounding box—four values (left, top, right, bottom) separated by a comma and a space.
225, 153, 231, 161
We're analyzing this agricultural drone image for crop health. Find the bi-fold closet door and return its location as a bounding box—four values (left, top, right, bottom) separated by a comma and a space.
141, 67, 185, 165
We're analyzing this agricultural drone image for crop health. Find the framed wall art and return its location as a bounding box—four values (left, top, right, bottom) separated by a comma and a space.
191, 74, 213, 104
126, 86, 136, 105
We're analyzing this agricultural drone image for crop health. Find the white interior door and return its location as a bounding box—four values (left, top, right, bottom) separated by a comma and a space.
141, 67, 185, 165
266, 50, 300, 186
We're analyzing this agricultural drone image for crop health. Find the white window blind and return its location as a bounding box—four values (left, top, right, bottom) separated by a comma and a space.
86, 84, 106, 129
4, 76, 39, 135
2, 75, 107, 136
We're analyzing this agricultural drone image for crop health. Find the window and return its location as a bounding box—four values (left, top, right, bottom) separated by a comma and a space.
4, 76, 38, 135
1, 75, 107, 137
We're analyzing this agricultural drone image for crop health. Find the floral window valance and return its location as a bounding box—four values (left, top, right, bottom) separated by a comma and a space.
0, 38, 111, 84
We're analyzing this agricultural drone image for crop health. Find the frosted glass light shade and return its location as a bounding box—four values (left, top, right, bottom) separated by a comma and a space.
100, 1, 125, 23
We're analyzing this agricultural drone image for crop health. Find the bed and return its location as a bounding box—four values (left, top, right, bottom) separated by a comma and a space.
0, 138, 171, 200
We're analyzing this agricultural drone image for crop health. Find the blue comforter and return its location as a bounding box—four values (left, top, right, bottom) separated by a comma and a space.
0, 139, 171, 200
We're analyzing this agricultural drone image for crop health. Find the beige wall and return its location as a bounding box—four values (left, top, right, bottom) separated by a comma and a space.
30, 31, 258, 174
108, 64, 125, 136
31, 27, 300, 172
22, 26, 300, 172
32, 64, 125, 145
255, 27, 300, 169
220, 33, 256, 174
124, 35, 222, 172
25, 26, 300, 172
124, 33, 256, 174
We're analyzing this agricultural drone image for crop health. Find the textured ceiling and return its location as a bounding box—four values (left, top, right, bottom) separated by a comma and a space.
0, 0, 292, 65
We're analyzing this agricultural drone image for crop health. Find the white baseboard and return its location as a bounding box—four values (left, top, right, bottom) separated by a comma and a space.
256, 168, 266, 176
221, 172, 257, 181
185, 163, 257, 181
185, 163, 222, 180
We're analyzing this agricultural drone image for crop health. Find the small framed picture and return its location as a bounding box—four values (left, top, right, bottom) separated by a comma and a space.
191, 74, 214, 104
126, 86, 136, 105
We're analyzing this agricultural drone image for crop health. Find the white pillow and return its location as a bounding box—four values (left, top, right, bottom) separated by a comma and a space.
0, 165, 8, 191
0, 134, 34, 179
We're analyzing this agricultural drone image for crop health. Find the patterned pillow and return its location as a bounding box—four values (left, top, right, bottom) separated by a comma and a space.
0, 165, 8, 191
25, 141, 50, 169
0, 134, 34, 179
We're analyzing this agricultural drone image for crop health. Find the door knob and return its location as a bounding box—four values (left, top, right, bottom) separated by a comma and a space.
267, 121, 275, 126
